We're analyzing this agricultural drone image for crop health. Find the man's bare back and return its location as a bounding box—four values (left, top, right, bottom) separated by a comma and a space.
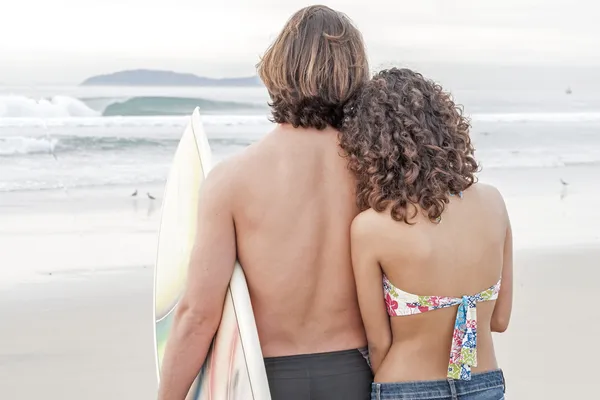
222, 124, 366, 357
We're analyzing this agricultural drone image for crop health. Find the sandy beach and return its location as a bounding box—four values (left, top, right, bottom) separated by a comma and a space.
0, 268, 156, 399
1, 163, 599, 399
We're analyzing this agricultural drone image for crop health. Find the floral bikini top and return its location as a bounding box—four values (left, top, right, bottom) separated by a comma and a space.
383, 275, 501, 381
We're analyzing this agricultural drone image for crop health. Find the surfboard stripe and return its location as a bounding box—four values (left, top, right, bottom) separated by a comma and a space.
228, 318, 239, 399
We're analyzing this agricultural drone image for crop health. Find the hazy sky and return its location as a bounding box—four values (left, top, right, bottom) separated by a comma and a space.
2, 0, 599, 84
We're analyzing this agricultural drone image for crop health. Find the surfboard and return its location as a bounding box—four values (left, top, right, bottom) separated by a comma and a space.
153, 107, 271, 400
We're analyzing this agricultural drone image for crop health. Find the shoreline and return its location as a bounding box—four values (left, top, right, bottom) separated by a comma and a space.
2, 162, 599, 287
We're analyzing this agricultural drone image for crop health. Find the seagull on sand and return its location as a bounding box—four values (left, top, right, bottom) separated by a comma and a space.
147, 192, 156, 200
560, 179, 569, 200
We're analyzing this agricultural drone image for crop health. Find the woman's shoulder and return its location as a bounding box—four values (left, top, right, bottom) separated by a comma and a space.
351, 209, 381, 237
467, 182, 505, 203
466, 182, 509, 220
351, 207, 412, 243
350, 208, 391, 240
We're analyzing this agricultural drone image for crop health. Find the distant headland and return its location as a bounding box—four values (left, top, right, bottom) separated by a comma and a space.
80, 69, 262, 86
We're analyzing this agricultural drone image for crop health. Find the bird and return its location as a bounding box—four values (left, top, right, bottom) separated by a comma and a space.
131, 190, 138, 197
559, 179, 569, 200
147, 192, 156, 200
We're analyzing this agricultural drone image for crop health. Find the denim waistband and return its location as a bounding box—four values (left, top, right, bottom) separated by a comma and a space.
372, 369, 505, 400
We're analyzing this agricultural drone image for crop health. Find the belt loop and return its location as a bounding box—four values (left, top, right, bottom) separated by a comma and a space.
447, 378, 458, 400
376, 383, 381, 400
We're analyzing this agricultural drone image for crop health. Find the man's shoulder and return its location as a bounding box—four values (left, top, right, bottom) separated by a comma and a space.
201, 157, 239, 203
203, 145, 258, 194
205, 156, 241, 188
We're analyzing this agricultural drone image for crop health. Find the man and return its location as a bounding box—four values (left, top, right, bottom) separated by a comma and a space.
157, 5, 372, 400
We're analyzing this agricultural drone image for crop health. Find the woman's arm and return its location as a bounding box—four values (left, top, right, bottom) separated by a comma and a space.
351, 213, 392, 374
491, 201, 513, 333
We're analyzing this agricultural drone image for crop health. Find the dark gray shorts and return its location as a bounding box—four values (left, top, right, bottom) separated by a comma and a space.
264, 348, 373, 400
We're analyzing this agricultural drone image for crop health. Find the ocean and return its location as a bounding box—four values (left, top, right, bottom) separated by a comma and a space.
1, 84, 600, 194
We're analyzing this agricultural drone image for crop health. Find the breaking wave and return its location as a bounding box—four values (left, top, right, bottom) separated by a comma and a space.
0, 135, 172, 156
101, 96, 264, 116
0, 135, 257, 157
0, 95, 265, 118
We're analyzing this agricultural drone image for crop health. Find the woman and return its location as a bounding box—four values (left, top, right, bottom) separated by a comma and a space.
339, 68, 512, 400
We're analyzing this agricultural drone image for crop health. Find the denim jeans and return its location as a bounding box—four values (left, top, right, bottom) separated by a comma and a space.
371, 369, 505, 400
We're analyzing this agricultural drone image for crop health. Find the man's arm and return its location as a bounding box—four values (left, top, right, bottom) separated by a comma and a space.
157, 162, 237, 400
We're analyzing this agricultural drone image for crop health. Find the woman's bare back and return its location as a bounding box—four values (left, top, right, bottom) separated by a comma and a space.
226, 124, 366, 357
353, 183, 512, 382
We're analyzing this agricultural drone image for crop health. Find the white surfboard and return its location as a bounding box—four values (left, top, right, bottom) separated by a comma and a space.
153, 107, 271, 399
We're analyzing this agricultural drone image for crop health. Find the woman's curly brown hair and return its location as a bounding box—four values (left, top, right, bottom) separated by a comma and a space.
339, 68, 479, 223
